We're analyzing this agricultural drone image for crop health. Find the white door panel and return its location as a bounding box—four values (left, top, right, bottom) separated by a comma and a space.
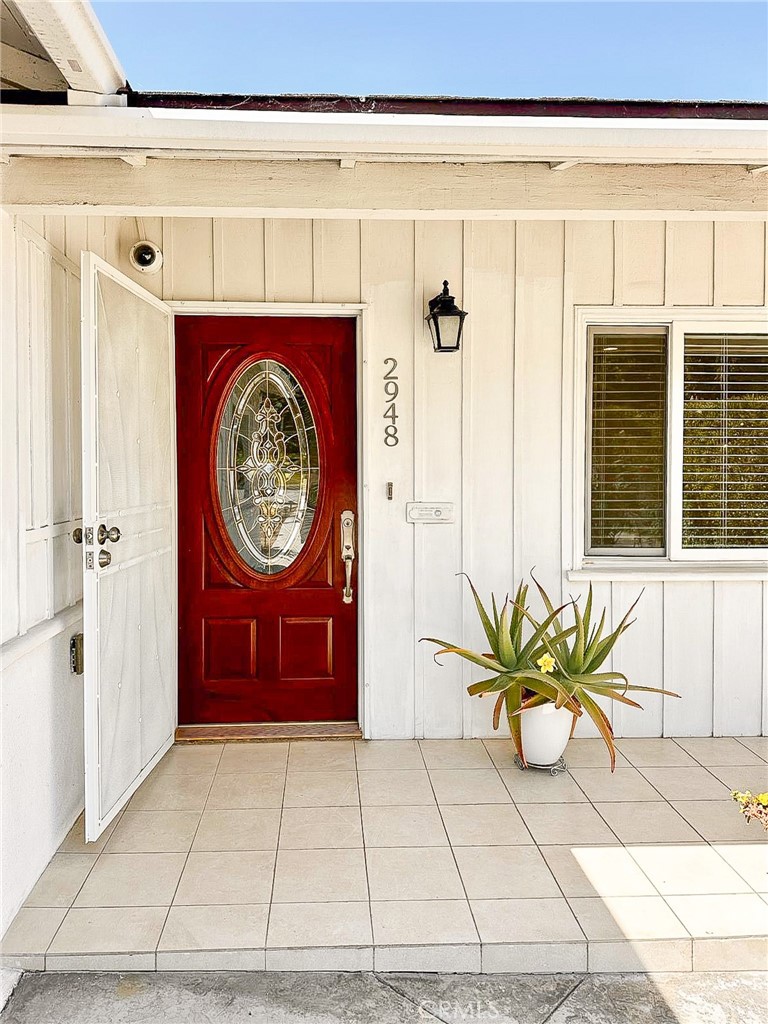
81, 253, 176, 841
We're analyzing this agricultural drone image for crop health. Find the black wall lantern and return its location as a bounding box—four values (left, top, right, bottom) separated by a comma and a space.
425, 280, 468, 352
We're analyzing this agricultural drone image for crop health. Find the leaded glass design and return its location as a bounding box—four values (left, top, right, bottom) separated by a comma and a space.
216, 359, 319, 574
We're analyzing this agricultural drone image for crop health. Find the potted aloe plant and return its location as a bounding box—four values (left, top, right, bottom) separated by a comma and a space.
422, 574, 679, 771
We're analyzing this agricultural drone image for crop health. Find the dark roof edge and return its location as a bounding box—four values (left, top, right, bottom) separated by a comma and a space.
124, 92, 768, 120
1, 89, 68, 105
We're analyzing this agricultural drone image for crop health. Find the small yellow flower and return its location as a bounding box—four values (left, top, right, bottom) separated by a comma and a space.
537, 654, 556, 674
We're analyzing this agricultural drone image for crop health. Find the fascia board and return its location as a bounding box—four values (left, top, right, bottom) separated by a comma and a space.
1, 105, 767, 164
12, 0, 125, 94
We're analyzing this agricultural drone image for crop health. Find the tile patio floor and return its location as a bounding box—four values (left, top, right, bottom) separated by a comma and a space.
2, 737, 767, 974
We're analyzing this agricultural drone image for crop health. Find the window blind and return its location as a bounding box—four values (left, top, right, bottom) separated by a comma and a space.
589, 331, 667, 552
683, 334, 768, 549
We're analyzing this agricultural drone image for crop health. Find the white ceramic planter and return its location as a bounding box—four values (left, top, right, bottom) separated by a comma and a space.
520, 702, 574, 767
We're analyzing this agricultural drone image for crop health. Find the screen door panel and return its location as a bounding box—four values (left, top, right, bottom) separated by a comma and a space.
81, 253, 176, 840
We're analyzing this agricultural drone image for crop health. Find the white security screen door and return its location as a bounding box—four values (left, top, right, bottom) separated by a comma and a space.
81, 253, 177, 841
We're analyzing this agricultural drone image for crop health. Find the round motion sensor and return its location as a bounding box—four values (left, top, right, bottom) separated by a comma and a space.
129, 240, 163, 274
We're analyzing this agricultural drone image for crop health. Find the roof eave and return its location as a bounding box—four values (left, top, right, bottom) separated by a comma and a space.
1, 104, 767, 168
12, 0, 125, 95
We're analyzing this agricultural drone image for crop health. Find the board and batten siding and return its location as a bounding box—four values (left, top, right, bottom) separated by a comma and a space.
16, 213, 768, 740
3, 215, 82, 643
1, 212, 85, 934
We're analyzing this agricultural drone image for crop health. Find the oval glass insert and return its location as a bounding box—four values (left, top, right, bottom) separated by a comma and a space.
216, 359, 319, 574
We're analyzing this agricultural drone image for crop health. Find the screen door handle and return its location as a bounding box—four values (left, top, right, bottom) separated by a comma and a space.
340, 510, 355, 604
97, 524, 121, 544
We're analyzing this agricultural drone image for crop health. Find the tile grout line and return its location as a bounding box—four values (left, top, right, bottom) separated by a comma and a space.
15, 738, 768, 973
585, 782, 653, 848
528, 749, 700, 943
673, 736, 768, 769
271, 742, 369, 966
530, 747, 746, 851
261, 741, 291, 966
41, 844, 104, 965
484, 738, 541, 848
705, 846, 768, 898
501, 745, 626, 850
620, 754, 767, 897
734, 736, 768, 763
153, 741, 225, 969
355, 740, 376, 967
419, 740, 484, 966
577, 743, 762, 947
646, 746, 752, 845
44, 749, 222, 970
41, 802, 131, 967
652, 736, 764, 784
599, 755, 706, 808
571, 769, 722, 938
439, 741, 717, 963
570, 756, 676, 805
487, 742, 592, 956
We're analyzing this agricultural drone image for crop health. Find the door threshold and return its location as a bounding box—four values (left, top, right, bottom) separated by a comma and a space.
175, 721, 363, 743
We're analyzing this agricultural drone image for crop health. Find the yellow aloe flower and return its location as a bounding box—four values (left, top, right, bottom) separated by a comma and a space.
537, 654, 556, 674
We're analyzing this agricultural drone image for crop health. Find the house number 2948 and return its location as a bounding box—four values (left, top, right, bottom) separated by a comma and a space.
382, 358, 399, 446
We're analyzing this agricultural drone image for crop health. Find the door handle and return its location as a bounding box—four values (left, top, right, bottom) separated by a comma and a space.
340, 510, 355, 604
97, 524, 121, 544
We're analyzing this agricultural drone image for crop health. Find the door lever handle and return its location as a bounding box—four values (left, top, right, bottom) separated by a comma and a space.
340, 510, 355, 604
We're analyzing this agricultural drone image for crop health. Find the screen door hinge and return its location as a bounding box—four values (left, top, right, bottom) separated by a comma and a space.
70, 632, 84, 675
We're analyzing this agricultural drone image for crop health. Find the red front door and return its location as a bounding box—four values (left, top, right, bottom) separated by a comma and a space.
175, 316, 358, 725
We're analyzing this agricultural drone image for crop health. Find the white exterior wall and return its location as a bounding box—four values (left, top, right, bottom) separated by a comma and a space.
1, 213, 84, 933
1, 614, 84, 934
50, 212, 764, 742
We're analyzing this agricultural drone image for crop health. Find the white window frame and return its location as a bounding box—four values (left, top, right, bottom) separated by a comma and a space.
570, 305, 768, 577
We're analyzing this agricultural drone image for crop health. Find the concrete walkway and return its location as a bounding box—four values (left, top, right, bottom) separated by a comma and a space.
2, 970, 767, 1024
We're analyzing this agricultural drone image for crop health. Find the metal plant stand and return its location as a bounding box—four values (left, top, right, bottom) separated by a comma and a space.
514, 754, 568, 777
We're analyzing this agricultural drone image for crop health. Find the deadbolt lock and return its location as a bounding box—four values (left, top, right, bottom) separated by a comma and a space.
98, 549, 112, 568
97, 524, 121, 545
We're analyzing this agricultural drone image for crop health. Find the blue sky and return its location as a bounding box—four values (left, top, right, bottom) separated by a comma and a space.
92, 2, 768, 100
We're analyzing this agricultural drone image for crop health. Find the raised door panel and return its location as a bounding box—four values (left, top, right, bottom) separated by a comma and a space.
279, 617, 333, 680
